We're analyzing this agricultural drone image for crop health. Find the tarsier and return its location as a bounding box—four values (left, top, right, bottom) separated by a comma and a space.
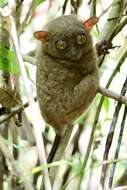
34, 15, 99, 163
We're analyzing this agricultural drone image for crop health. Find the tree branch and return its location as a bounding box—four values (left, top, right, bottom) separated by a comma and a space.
0, 98, 37, 124
98, 87, 127, 105
1, 87, 127, 125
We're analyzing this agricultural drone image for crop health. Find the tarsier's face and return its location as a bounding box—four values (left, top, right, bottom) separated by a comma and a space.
44, 28, 89, 62
34, 15, 98, 62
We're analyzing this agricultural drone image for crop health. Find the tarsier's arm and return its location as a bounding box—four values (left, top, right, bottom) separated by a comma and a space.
73, 71, 99, 107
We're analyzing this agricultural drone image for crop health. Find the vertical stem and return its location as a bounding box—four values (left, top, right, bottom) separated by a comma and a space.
9, 12, 52, 190
109, 106, 127, 188
100, 102, 121, 187
99, 0, 124, 41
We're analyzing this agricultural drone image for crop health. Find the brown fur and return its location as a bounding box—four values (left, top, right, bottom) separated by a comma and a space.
35, 15, 99, 135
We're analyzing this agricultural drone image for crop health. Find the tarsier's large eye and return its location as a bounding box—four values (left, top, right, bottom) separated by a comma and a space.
76, 33, 87, 45
56, 40, 67, 50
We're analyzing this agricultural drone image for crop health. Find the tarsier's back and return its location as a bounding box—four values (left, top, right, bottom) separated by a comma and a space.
35, 15, 99, 135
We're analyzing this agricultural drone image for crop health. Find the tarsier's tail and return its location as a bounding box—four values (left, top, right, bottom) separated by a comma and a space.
47, 126, 73, 184
47, 134, 61, 163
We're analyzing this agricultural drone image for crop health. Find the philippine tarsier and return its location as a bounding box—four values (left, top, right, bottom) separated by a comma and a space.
34, 15, 99, 163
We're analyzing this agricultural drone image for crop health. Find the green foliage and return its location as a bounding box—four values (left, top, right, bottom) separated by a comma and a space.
32, 160, 72, 174
1, 135, 24, 149
103, 97, 110, 112
71, 155, 82, 175
33, 0, 44, 8
0, 0, 6, 7
0, 44, 20, 74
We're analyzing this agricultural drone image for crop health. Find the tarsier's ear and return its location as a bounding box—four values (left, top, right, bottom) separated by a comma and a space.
34, 31, 51, 42
83, 16, 99, 31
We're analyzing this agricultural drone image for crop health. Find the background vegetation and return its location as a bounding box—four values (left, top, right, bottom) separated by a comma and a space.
0, 0, 127, 190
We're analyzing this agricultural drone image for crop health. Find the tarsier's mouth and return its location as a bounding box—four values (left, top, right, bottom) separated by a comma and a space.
55, 56, 83, 64
52, 52, 84, 63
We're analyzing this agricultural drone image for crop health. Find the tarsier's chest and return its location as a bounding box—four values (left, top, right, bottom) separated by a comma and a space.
36, 63, 84, 120
37, 61, 83, 96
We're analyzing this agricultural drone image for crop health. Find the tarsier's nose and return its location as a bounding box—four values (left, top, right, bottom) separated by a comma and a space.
71, 47, 78, 56
70, 47, 82, 61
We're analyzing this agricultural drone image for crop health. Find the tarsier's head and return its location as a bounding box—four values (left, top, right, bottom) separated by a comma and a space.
34, 15, 98, 62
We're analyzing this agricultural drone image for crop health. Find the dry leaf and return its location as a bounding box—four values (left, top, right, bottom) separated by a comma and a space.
0, 86, 21, 108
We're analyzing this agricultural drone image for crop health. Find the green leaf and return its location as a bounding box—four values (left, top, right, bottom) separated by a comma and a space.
32, 160, 72, 174
0, 135, 23, 149
71, 155, 82, 175
0, 0, 6, 7
103, 97, 110, 112
20, 160, 72, 183
33, 0, 44, 8
76, 111, 88, 124
92, 30, 100, 39
0, 44, 20, 74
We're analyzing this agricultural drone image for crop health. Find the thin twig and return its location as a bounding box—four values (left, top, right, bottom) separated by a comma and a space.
109, 17, 127, 40
61, 155, 127, 190
0, 134, 18, 176
109, 106, 127, 188
98, 2, 113, 19
62, 0, 69, 14
0, 97, 37, 124
88, 0, 93, 5
90, 0, 96, 17
98, 0, 125, 66
101, 102, 121, 187
22, 54, 36, 65
99, 0, 125, 41
100, 77, 127, 188
18, 0, 34, 34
